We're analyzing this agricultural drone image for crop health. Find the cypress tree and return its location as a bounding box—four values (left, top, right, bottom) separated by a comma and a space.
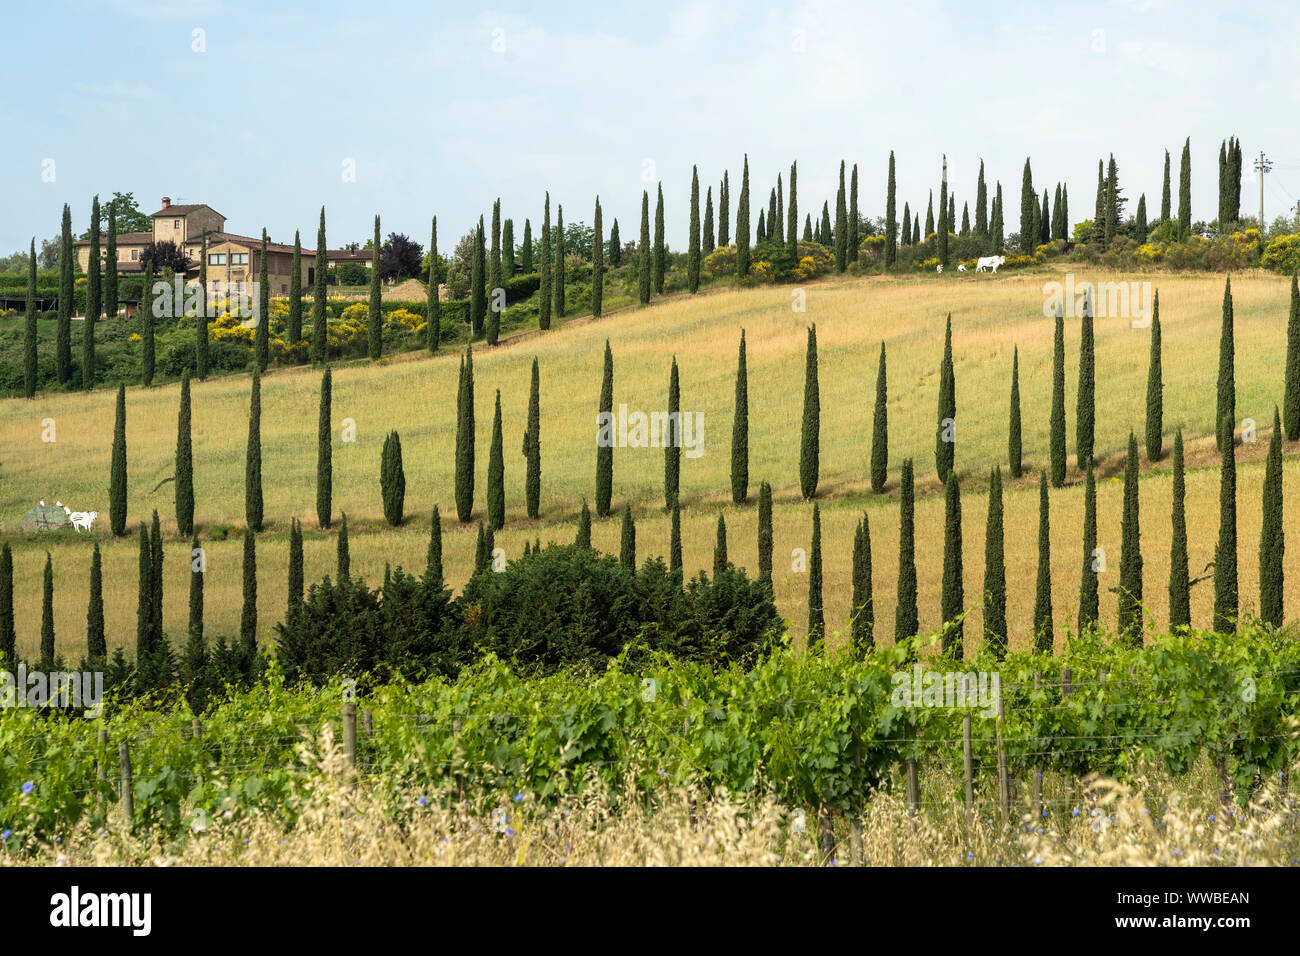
758, 480, 773, 588
317, 367, 332, 529
382, 430, 406, 527
140, 261, 155, 386
576, 499, 592, 549
473, 522, 489, 574
992, 182, 1005, 251
1019, 159, 1036, 253
175, 370, 194, 535
149, 510, 163, 650
1167, 430, 1190, 630
665, 357, 681, 510
189, 533, 203, 643
1213, 409, 1238, 633
834, 160, 848, 271
924, 192, 934, 240
285, 518, 303, 621
1052, 183, 1063, 239
84, 195, 100, 389
804, 503, 825, 648
0, 545, 13, 666
487, 392, 504, 530
1259, 408, 1285, 626
1033, 471, 1053, 652
197, 232, 210, 378
637, 191, 651, 305
767, 187, 777, 244
1104, 156, 1118, 245
1079, 459, 1099, 633
1218, 141, 1228, 225
427, 506, 444, 587
105, 207, 118, 321
736, 156, 751, 279
337, 513, 350, 581
849, 163, 860, 265
901, 203, 911, 250
1050, 305, 1067, 486
367, 216, 382, 358
241, 529, 257, 653
40, 553, 54, 665
470, 216, 486, 338
961, 202, 970, 236
1135, 194, 1148, 240
669, 502, 682, 575
1077, 294, 1095, 471
984, 468, 1007, 659
1145, 291, 1163, 461
1217, 276, 1235, 453
521, 218, 534, 273
1040, 188, 1050, 245
1286, 275, 1300, 440
688, 166, 701, 293
788, 161, 799, 263
1161, 149, 1172, 223
895, 459, 918, 650
552, 203, 565, 321
731, 330, 749, 504
455, 346, 476, 522
252, 229, 268, 370
56, 203, 72, 385
937, 160, 949, 267
1060, 185, 1069, 238
718, 171, 730, 248
311, 207, 327, 364
1093, 160, 1107, 245
1117, 432, 1143, 645
714, 513, 728, 577
654, 183, 666, 294
427, 217, 441, 352
757, 204, 765, 243
1178, 137, 1191, 239
703, 187, 715, 253
23, 237, 36, 398
803, 213, 812, 242
1008, 346, 1023, 478
490, 199, 502, 310
851, 513, 874, 656
885, 152, 897, 268
800, 324, 820, 499
619, 504, 636, 570
870, 342, 889, 493
136, 523, 151, 659
110, 385, 127, 536
941, 475, 963, 657
936, 314, 956, 483
524, 357, 541, 519
87, 542, 106, 661
245, 369, 263, 532
289, 229, 303, 349
592, 199, 604, 318
596, 340, 614, 517
503, 218, 514, 276
975, 159, 988, 238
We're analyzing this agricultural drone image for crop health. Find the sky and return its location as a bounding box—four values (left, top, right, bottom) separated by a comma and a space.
3, 0, 1299, 256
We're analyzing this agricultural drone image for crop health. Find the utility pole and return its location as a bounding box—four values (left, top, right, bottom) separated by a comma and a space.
1254, 151, 1272, 229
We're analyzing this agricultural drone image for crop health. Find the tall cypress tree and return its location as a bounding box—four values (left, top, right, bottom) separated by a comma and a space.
23, 237, 37, 398
1146, 291, 1163, 461
110, 384, 127, 536
901, 203, 911, 250
1286, 274, 1300, 440
1161, 149, 1172, 223
736, 155, 750, 279
895, 459, 918, 651
1077, 293, 1095, 471
285, 518, 304, 622
851, 512, 874, 656
758, 480, 773, 589
487, 392, 504, 530
619, 504, 636, 570
1117, 433, 1143, 645
552, 203, 565, 320
1104, 155, 1118, 245
149, 510, 163, 650
984, 468, 1007, 659
936, 314, 956, 483
885, 152, 898, 268
575, 499, 592, 549
688, 167, 701, 293
992, 182, 1005, 251
1008, 346, 1023, 478
105, 207, 118, 322
703, 187, 715, 253
140, 261, 155, 386
245, 370, 263, 531
592, 199, 604, 318
1168, 430, 1190, 630
175, 369, 193, 535
87, 542, 106, 661
800, 324, 820, 499
470, 216, 486, 338
367, 216, 382, 358
664, 357, 680, 511
653, 183, 666, 294
40, 552, 54, 665
718, 171, 730, 248
804, 503, 825, 649
924, 193, 934, 240
455, 345, 476, 522
317, 367, 332, 529
1050, 304, 1067, 486
849, 163, 860, 265
1213, 408, 1238, 634
1033, 471, 1053, 652
289, 230, 303, 350
669, 502, 682, 575
490, 199, 502, 304
427, 506, 444, 587
1217, 276, 1236, 453
1040, 188, 1050, 245
427, 217, 441, 352
961, 202, 970, 236
1178, 137, 1192, 239
596, 340, 614, 517
1078, 459, 1100, 633
714, 513, 729, 577
975, 159, 988, 238
1259, 407, 1284, 627
788, 161, 799, 263
731, 331, 749, 504
1019, 158, 1036, 253
941, 475, 963, 657
522, 218, 534, 273
311, 207, 327, 364
84, 195, 100, 389
189, 533, 204, 644
474, 522, 489, 574
253, 229, 269, 370
637, 191, 651, 305
337, 513, 350, 581
135, 523, 151, 660
241, 529, 257, 653
196, 232, 210, 378
382, 430, 406, 527
937, 159, 949, 268
834, 160, 848, 271
1135, 194, 1148, 240
1093, 160, 1107, 245
524, 357, 541, 519
0, 545, 13, 666
56, 203, 73, 385
870, 342, 889, 493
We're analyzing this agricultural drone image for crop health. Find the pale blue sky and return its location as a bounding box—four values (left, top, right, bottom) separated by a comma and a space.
3, 0, 1298, 255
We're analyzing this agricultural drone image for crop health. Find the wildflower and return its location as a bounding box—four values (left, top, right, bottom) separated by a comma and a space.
514, 793, 524, 803
417, 796, 427, 808
506, 827, 515, 837
21, 782, 33, 795
1, 830, 10, 841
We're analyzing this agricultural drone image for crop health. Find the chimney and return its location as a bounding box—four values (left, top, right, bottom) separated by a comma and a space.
161, 196, 171, 209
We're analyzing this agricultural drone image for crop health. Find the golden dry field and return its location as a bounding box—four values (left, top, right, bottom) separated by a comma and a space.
0, 265, 1295, 659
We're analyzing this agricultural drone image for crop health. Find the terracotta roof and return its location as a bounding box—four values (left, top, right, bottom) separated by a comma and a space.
151, 203, 225, 219
74, 232, 152, 246
203, 232, 304, 256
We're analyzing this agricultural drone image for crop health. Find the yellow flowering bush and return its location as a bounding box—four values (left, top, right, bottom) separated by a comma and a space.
1261, 234, 1300, 274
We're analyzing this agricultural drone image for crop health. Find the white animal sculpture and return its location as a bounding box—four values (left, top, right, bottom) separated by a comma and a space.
957, 263, 967, 272
975, 255, 1006, 273
67, 510, 98, 533
936, 263, 943, 273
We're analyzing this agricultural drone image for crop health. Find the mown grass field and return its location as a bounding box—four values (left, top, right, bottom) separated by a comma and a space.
0, 265, 1295, 659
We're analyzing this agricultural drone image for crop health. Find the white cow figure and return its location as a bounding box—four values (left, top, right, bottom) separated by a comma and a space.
975, 255, 1006, 273
936, 263, 943, 273
62, 505, 98, 533
957, 263, 967, 272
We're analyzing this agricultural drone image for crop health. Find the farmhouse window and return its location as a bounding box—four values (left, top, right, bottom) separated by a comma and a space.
231, 253, 248, 265
209, 253, 226, 265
